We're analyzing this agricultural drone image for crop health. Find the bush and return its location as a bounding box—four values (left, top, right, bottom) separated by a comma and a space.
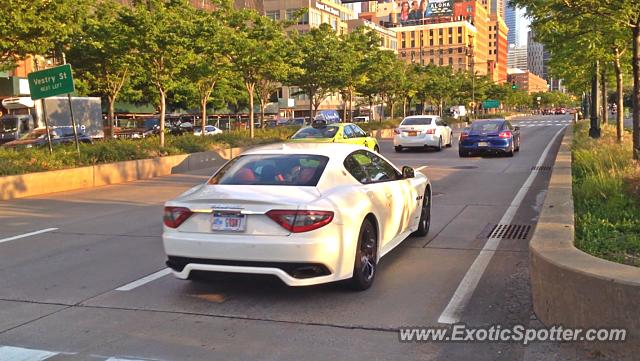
572, 122, 640, 267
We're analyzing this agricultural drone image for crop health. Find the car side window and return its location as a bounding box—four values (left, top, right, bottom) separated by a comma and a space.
352, 125, 367, 137
343, 126, 355, 139
365, 152, 402, 182
344, 153, 369, 183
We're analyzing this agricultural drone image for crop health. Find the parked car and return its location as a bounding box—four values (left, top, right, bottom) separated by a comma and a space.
353, 116, 370, 123
458, 119, 520, 157
393, 115, 453, 152
194, 125, 223, 136
2, 126, 92, 148
169, 122, 194, 136
162, 143, 432, 290
288, 122, 379, 152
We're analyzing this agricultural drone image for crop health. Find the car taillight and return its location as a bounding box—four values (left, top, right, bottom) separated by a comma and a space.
460, 132, 469, 140
164, 207, 193, 228
266, 210, 334, 233
394, 128, 401, 134
425, 128, 435, 134
499, 131, 512, 139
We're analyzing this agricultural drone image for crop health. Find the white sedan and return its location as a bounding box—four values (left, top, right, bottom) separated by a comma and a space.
162, 143, 432, 290
393, 115, 453, 152
194, 125, 223, 136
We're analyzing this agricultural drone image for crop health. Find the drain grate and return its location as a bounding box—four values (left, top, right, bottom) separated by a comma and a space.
531, 165, 552, 171
487, 224, 532, 240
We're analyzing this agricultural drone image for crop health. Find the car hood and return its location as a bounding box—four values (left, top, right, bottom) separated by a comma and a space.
286, 138, 335, 143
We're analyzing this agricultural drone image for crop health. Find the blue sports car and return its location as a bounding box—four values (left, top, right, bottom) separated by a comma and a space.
458, 119, 520, 157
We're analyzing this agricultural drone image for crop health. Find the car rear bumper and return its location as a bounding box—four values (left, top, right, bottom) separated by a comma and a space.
459, 139, 512, 153
162, 225, 349, 286
393, 134, 439, 147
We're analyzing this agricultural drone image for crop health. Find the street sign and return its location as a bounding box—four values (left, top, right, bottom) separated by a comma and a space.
27, 64, 75, 100
482, 99, 500, 109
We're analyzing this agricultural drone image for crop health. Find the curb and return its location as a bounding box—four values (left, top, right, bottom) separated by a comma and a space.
529, 124, 640, 359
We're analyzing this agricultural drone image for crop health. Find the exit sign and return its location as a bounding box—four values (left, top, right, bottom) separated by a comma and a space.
27, 64, 75, 100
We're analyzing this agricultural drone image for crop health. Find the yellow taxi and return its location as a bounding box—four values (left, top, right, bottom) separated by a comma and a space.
288, 122, 379, 152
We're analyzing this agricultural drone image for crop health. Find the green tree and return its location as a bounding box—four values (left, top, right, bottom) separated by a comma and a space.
0, 0, 89, 71
226, 9, 290, 137
289, 24, 343, 119
123, 0, 194, 146
68, 1, 137, 138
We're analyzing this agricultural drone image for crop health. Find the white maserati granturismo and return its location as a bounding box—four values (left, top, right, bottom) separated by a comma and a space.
162, 143, 432, 290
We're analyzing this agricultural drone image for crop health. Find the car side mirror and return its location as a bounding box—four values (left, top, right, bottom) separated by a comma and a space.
402, 166, 415, 179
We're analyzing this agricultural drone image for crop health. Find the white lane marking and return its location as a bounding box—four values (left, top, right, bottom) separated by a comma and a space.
415, 166, 428, 171
115, 268, 172, 291
0, 346, 58, 361
0, 228, 58, 245
105, 358, 148, 361
438, 126, 566, 324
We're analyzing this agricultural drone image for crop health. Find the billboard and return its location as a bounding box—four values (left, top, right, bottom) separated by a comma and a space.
425, 0, 453, 17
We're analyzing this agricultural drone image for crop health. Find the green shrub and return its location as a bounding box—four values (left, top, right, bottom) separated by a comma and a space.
572, 121, 640, 267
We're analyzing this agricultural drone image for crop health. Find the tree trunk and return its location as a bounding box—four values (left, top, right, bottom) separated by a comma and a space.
201, 97, 208, 134
390, 99, 395, 121
590, 61, 600, 138
349, 88, 354, 122
107, 95, 115, 139
342, 92, 348, 122
246, 82, 255, 139
369, 97, 374, 122
403, 97, 407, 118
380, 96, 385, 121
632, 23, 640, 159
309, 90, 314, 120
260, 100, 266, 128
601, 67, 608, 126
159, 90, 166, 147
614, 47, 624, 143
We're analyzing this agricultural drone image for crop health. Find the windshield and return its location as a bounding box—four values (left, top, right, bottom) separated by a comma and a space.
401, 117, 433, 126
470, 121, 503, 132
291, 126, 339, 139
208, 154, 329, 186
0, 117, 18, 132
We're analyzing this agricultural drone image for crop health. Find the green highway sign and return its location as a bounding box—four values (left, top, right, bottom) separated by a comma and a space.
482, 99, 500, 109
27, 64, 75, 100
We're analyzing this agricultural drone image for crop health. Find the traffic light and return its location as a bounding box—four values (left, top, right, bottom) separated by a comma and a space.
511, 81, 517, 90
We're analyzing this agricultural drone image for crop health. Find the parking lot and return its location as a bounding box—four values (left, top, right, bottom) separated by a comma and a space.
0, 115, 582, 361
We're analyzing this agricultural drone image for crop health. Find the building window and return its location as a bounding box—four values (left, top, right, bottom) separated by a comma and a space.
458, 36, 462, 43
458, 26, 462, 34
449, 57, 453, 65
466, 5, 472, 12
266, 10, 280, 20
439, 29, 443, 36
430, 39, 433, 46
310, 12, 321, 26
448, 48, 453, 54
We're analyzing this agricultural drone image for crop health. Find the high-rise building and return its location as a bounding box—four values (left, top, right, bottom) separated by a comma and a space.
489, 14, 508, 83
527, 30, 544, 78
504, 0, 527, 46
490, 0, 505, 18
507, 45, 527, 70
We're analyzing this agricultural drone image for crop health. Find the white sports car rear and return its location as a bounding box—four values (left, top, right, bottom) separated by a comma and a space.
162, 143, 432, 290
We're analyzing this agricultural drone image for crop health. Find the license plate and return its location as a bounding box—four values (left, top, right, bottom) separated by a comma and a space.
212, 211, 246, 232
477, 142, 489, 147
407, 131, 417, 136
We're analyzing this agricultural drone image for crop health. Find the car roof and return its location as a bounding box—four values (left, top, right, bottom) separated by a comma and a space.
471, 119, 506, 122
243, 142, 368, 157
402, 115, 438, 119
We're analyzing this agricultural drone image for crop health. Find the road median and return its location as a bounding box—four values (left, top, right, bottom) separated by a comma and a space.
529, 124, 640, 359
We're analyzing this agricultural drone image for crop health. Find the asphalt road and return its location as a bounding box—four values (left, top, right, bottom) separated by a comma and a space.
0, 115, 599, 361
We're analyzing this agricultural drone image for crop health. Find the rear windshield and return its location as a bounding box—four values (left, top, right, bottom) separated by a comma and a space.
291, 126, 339, 139
469, 121, 503, 131
208, 154, 329, 186
401, 117, 433, 126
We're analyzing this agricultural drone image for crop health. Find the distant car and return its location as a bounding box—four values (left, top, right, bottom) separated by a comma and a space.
458, 119, 520, 157
162, 142, 432, 290
169, 122, 194, 136
2, 127, 92, 148
288, 117, 308, 126
393, 115, 453, 152
353, 116, 370, 123
194, 125, 223, 136
288, 122, 379, 152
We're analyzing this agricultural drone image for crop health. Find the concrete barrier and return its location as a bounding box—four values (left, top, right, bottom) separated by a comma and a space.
0, 146, 240, 201
529, 125, 640, 359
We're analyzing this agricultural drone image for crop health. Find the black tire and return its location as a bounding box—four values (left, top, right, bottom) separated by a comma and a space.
436, 137, 443, 151
505, 146, 514, 157
515, 137, 520, 152
459, 149, 469, 157
446, 132, 453, 147
411, 190, 431, 237
374, 145, 380, 153
348, 219, 378, 291
394, 146, 402, 152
